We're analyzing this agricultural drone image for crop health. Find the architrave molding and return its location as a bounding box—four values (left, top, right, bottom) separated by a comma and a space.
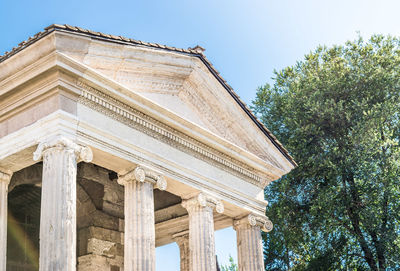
77, 80, 272, 188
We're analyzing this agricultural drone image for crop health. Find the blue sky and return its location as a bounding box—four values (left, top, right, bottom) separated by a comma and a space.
2, 0, 400, 269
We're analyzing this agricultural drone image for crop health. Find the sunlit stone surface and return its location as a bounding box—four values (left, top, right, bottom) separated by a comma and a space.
0, 171, 11, 271
0, 25, 295, 271
234, 215, 273, 271
118, 167, 167, 271
182, 193, 224, 271
33, 137, 92, 271
174, 232, 190, 271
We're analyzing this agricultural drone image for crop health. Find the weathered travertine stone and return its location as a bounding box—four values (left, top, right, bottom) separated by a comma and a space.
78, 254, 123, 271
33, 136, 93, 271
118, 166, 167, 271
234, 214, 273, 271
182, 193, 224, 271
1, 25, 296, 270
173, 232, 190, 271
0, 170, 11, 271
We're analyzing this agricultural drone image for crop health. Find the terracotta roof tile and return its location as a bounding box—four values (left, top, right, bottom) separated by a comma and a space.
119, 36, 130, 42
0, 24, 296, 167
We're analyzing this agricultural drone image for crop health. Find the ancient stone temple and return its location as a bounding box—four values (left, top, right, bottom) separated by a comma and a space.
0, 24, 296, 271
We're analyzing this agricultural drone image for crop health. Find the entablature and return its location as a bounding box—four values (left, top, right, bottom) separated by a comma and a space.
0, 29, 296, 219
1, 51, 287, 185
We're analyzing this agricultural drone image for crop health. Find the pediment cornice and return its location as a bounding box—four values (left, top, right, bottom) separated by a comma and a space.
0, 34, 294, 187
0, 26, 296, 168
76, 78, 276, 187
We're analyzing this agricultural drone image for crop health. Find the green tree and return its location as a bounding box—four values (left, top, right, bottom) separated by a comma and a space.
221, 255, 238, 271
252, 35, 400, 270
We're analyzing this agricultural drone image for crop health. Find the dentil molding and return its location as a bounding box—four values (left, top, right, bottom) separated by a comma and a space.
76, 80, 271, 188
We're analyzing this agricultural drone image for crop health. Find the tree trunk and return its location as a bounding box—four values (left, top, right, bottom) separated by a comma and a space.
342, 174, 378, 271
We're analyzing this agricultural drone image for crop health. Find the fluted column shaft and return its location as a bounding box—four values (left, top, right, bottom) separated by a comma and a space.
118, 166, 167, 271
234, 214, 273, 271
174, 233, 190, 271
33, 137, 92, 271
182, 193, 224, 271
0, 171, 11, 271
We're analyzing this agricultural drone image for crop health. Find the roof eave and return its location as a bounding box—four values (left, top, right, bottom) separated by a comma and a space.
0, 24, 297, 168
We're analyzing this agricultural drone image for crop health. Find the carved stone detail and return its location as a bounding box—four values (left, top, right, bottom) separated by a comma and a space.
181, 81, 239, 145
233, 214, 273, 232
0, 170, 11, 271
182, 192, 224, 214
234, 214, 272, 271
118, 165, 165, 271
117, 166, 167, 191
77, 131, 266, 214
33, 136, 93, 163
115, 77, 183, 94
182, 77, 282, 170
181, 193, 223, 271
77, 80, 272, 187
33, 137, 92, 271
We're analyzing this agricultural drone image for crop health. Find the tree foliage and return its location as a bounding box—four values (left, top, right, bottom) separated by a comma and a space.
221, 255, 238, 271
252, 35, 400, 270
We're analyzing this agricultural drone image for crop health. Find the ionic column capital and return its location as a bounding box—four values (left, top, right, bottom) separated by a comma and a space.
182, 192, 224, 214
0, 171, 12, 185
33, 136, 93, 163
172, 231, 189, 245
117, 166, 167, 190
234, 214, 273, 232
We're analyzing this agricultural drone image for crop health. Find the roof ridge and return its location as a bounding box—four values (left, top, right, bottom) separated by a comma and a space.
0, 24, 205, 62
0, 24, 297, 167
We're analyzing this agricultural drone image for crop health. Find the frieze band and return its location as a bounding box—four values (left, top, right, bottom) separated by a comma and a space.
77, 80, 272, 188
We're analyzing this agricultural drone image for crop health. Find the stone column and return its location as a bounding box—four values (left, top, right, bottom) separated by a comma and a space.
0, 170, 12, 271
173, 232, 190, 271
33, 136, 93, 271
182, 193, 224, 271
234, 214, 273, 271
118, 166, 167, 271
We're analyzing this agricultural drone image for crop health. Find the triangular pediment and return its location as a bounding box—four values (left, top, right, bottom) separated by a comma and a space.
51, 30, 294, 173
0, 26, 294, 176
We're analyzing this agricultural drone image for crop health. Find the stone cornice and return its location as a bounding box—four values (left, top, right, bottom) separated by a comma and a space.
0, 25, 296, 170
182, 192, 224, 214
234, 214, 273, 232
33, 136, 93, 163
117, 166, 167, 190
77, 80, 272, 188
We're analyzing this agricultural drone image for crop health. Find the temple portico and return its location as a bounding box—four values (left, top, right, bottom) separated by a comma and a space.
0, 24, 296, 271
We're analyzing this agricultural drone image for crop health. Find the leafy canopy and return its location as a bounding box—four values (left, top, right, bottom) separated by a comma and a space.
221, 255, 238, 271
252, 35, 400, 270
